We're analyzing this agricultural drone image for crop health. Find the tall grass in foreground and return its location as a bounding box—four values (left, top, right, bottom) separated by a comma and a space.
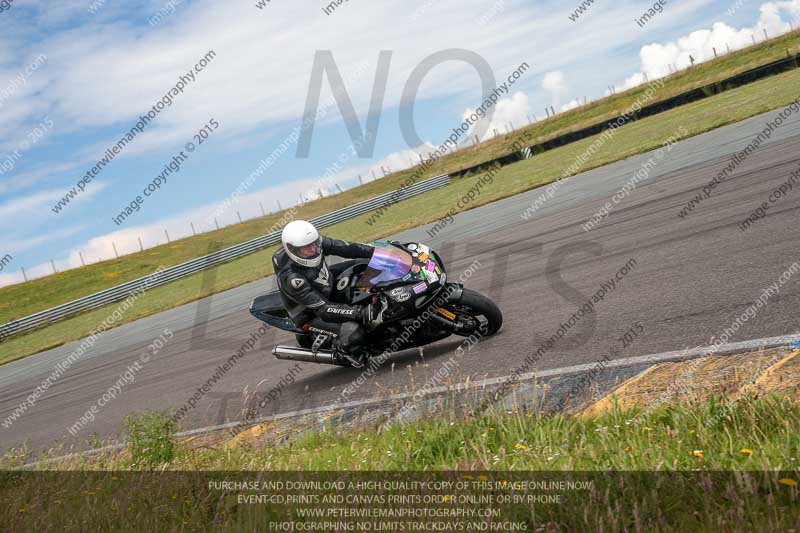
2, 394, 799, 530
1, 394, 798, 530
4, 393, 797, 471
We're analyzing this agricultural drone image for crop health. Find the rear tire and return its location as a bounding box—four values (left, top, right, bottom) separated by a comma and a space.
456, 288, 503, 336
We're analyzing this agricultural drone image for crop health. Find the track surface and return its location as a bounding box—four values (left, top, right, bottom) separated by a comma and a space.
2, 109, 799, 452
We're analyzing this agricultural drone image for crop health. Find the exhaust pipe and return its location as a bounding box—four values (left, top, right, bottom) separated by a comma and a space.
272, 345, 338, 365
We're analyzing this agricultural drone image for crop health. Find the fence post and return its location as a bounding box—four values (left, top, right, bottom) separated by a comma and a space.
277, 200, 282, 211
112, 243, 119, 258
335, 184, 344, 193
545, 107, 550, 118
550, 106, 556, 116
751, 34, 756, 45
214, 218, 220, 230
358, 174, 363, 185
726, 43, 731, 54
21, 266, 27, 282
526, 114, 533, 124
763, 29, 768, 41
191, 222, 196, 235
138, 236, 144, 251
237, 211, 243, 223
165, 230, 170, 243
259, 202, 266, 216
51, 259, 57, 273
712, 47, 717, 58
79, 251, 85, 266
371, 170, 377, 181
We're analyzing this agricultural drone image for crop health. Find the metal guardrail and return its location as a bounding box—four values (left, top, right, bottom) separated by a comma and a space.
0, 173, 450, 341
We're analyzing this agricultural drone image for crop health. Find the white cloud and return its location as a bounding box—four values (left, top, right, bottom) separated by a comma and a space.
561, 98, 583, 112
0, 181, 106, 222
619, 0, 800, 90
464, 91, 532, 141
0, 161, 78, 195
542, 70, 567, 109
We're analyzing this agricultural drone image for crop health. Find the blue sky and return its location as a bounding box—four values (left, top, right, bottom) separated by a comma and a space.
0, 0, 798, 286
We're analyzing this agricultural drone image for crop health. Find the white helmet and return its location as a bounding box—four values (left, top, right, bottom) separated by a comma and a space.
281, 220, 323, 267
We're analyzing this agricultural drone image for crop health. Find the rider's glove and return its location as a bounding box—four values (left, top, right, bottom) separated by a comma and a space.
361, 295, 388, 330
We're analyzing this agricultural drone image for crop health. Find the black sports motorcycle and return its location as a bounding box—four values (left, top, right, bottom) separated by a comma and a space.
249, 241, 502, 367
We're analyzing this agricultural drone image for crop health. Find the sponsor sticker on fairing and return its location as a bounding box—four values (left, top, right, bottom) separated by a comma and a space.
412, 282, 427, 294
427, 271, 439, 283
417, 244, 430, 253
394, 292, 411, 302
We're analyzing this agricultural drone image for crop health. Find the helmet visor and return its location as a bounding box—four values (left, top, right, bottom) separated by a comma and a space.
288, 236, 322, 259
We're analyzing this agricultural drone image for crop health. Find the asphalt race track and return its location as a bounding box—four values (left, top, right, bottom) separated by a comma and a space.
2, 109, 799, 453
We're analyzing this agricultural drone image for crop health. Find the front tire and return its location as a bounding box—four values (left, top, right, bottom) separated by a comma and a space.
454, 288, 503, 336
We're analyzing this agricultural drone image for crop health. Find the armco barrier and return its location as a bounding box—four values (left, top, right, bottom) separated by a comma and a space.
0, 174, 450, 341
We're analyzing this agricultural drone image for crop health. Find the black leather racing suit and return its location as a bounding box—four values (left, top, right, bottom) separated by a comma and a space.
272, 237, 374, 350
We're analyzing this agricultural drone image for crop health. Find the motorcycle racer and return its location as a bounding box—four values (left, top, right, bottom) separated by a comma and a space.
273, 220, 387, 362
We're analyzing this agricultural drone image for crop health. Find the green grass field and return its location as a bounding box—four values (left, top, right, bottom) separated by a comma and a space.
2, 31, 799, 365
2, 394, 798, 530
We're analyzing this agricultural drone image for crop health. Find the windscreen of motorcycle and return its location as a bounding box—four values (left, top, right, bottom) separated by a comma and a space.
356, 242, 413, 288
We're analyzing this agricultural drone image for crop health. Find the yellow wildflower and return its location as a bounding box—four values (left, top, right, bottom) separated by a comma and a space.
778, 478, 797, 487
514, 443, 528, 451
739, 449, 753, 455
689, 450, 704, 458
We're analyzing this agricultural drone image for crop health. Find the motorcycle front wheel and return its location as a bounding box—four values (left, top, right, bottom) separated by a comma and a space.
447, 288, 503, 337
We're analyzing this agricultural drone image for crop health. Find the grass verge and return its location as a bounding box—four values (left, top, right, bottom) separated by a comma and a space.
1, 395, 798, 530
3, 64, 799, 365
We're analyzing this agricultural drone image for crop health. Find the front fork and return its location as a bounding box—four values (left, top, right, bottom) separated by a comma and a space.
428, 283, 472, 333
